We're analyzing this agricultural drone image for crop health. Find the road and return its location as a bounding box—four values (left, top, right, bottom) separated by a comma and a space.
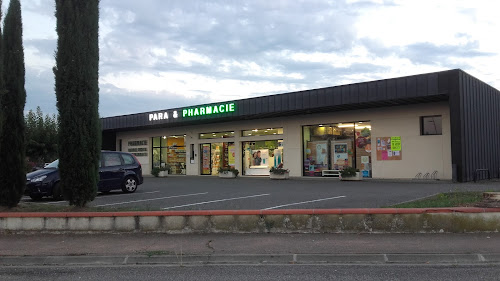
20, 176, 500, 210
2, 264, 499, 281
2, 233, 500, 257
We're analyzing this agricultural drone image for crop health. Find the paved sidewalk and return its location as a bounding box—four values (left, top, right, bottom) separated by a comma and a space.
1, 233, 499, 265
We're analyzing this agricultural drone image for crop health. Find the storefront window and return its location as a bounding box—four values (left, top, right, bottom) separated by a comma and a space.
303, 122, 371, 177
355, 122, 372, 178
152, 135, 186, 175
242, 128, 283, 137
200, 142, 235, 175
243, 140, 283, 175
199, 131, 235, 139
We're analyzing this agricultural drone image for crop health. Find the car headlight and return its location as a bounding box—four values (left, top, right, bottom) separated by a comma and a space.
31, 175, 47, 183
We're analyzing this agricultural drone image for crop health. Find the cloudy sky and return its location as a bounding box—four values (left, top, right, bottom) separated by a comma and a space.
15, 0, 500, 117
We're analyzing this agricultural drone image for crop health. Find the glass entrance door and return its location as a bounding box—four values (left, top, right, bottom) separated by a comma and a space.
200, 142, 235, 175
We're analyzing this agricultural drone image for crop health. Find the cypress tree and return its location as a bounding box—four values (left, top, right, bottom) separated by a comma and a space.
0, 0, 27, 207
0, 0, 3, 141
54, 0, 101, 207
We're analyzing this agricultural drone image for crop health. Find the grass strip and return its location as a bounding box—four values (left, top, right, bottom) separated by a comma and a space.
385, 191, 483, 208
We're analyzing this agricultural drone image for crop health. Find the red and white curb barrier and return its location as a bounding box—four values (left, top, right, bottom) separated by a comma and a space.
1, 208, 500, 233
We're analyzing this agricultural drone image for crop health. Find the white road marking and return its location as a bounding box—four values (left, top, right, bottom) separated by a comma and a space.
94, 192, 208, 207
40, 191, 162, 205
262, 195, 346, 210
162, 193, 270, 210
140, 191, 161, 195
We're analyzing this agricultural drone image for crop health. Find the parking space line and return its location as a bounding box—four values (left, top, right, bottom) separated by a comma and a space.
39, 191, 162, 205
162, 193, 270, 210
262, 195, 346, 210
94, 192, 208, 207
141, 191, 161, 194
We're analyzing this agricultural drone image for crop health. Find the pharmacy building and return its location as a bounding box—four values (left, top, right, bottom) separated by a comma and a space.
101, 69, 500, 182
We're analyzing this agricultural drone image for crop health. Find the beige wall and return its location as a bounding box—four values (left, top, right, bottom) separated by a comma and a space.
115, 102, 452, 180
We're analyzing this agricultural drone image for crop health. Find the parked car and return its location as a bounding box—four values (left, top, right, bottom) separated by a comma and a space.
25, 151, 143, 201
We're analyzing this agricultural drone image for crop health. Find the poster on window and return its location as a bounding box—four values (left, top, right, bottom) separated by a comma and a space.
251, 149, 269, 167
202, 144, 211, 174
334, 143, 348, 166
228, 143, 236, 168
273, 148, 283, 167
376, 136, 402, 160
315, 143, 328, 165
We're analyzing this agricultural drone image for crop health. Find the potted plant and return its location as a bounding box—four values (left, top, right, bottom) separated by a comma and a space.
152, 165, 171, 177
158, 165, 171, 177
269, 164, 290, 180
151, 167, 160, 177
340, 166, 362, 181
218, 166, 239, 178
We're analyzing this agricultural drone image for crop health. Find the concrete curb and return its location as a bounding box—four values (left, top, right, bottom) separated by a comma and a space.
1, 253, 500, 266
1, 208, 500, 233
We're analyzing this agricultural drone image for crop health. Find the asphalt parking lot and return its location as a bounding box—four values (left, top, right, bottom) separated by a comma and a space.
21, 176, 500, 211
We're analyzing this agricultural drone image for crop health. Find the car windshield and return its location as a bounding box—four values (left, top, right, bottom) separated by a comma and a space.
45, 160, 59, 169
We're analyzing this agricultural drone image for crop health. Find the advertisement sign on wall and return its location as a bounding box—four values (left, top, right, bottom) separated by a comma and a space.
127, 139, 149, 163
376, 136, 402, 160
390, 136, 402, 151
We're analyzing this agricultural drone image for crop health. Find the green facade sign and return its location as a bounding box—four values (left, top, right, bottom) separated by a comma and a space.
182, 102, 236, 118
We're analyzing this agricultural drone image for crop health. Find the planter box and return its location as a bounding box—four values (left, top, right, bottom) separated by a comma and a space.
219, 171, 237, 178
340, 172, 362, 181
270, 172, 290, 180
158, 171, 168, 177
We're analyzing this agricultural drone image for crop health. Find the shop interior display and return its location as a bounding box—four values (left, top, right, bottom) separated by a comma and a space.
201, 142, 235, 175
243, 140, 283, 176
303, 123, 371, 177
152, 136, 186, 175
211, 144, 221, 175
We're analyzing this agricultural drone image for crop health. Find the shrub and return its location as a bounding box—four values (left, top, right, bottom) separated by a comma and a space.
269, 166, 289, 175
218, 167, 239, 177
340, 166, 359, 177
151, 167, 160, 177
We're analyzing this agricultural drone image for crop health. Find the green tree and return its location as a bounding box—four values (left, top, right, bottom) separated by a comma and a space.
25, 106, 58, 168
0, 0, 26, 207
54, 0, 101, 207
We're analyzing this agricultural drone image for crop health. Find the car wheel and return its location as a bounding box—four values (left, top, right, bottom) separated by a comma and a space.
52, 182, 63, 201
121, 176, 137, 193
30, 194, 43, 201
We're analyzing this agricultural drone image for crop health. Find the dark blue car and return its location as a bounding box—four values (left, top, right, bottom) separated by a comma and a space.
25, 151, 143, 201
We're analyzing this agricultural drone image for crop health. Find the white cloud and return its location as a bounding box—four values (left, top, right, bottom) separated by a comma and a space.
100, 70, 306, 103
22, 10, 56, 40
355, 0, 500, 50
174, 48, 212, 66
24, 46, 54, 71
218, 59, 304, 79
